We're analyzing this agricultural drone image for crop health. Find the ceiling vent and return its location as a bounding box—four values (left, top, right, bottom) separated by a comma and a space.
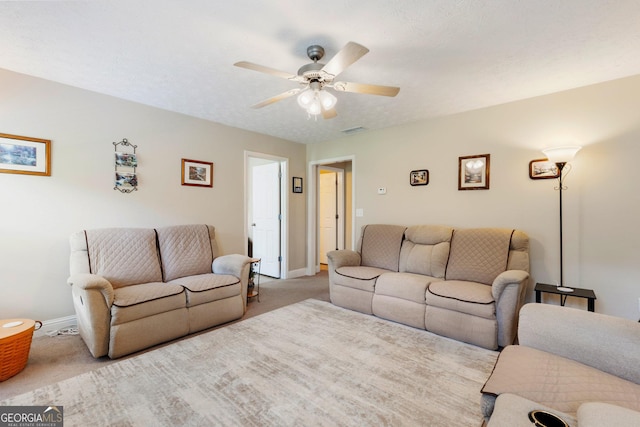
341, 126, 367, 135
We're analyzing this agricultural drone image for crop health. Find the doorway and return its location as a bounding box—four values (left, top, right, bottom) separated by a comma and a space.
307, 156, 355, 275
318, 166, 345, 267
246, 152, 288, 279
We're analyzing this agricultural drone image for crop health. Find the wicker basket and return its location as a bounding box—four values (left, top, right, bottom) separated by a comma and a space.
0, 319, 41, 381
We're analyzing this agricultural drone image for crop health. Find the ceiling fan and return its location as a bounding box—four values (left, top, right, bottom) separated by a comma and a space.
234, 41, 400, 119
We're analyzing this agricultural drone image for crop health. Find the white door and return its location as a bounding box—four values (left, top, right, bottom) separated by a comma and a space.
252, 161, 281, 278
318, 167, 345, 265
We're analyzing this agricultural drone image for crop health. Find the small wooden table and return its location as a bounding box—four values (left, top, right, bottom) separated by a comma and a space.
534, 283, 596, 312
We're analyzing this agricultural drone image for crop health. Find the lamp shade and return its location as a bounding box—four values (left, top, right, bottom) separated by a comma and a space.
542, 146, 582, 163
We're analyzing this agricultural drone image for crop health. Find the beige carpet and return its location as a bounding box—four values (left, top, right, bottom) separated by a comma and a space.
1, 299, 497, 426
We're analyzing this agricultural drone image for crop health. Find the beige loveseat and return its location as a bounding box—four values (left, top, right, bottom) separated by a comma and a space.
327, 224, 530, 350
482, 303, 640, 426
68, 224, 252, 359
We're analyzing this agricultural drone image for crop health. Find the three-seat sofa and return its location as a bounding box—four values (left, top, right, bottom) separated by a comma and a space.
327, 224, 530, 350
67, 224, 252, 359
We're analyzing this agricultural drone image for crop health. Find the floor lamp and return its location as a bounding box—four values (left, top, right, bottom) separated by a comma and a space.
542, 146, 582, 292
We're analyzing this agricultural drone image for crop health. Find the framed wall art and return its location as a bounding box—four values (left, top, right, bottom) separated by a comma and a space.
181, 158, 213, 187
292, 176, 303, 193
458, 154, 490, 190
0, 133, 51, 176
410, 169, 429, 186
529, 158, 559, 180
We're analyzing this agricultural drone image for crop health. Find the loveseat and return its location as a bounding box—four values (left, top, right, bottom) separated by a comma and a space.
327, 224, 530, 350
67, 224, 252, 359
482, 303, 640, 426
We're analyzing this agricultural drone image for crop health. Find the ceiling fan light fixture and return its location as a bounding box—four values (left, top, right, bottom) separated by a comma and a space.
307, 97, 322, 115
297, 89, 314, 108
318, 90, 337, 110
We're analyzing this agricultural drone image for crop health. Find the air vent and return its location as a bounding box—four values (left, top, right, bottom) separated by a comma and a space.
341, 126, 367, 135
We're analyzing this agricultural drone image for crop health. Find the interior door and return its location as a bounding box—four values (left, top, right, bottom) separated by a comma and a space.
251, 161, 281, 278
319, 171, 338, 264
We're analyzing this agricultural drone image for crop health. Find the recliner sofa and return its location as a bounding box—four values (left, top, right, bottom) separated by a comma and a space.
327, 224, 530, 350
67, 224, 252, 359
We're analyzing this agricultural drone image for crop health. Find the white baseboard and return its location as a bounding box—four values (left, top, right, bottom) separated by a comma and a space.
287, 268, 308, 279
35, 314, 77, 337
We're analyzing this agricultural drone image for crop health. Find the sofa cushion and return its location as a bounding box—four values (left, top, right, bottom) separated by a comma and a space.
156, 224, 215, 282
445, 228, 514, 285
578, 402, 640, 427
111, 282, 186, 324
426, 280, 495, 318
399, 225, 452, 278
86, 228, 163, 288
170, 273, 241, 307
334, 266, 390, 292
359, 224, 407, 271
482, 345, 640, 418
375, 272, 440, 303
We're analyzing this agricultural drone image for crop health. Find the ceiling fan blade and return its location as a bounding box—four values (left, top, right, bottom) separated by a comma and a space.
234, 61, 299, 81
322, 106, 337, 119
321, 42, 369, 78
251, 88, 302, 109
332, 81, 400, 97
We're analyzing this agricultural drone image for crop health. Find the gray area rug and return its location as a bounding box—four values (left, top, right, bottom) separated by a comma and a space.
1, 300, 498, 426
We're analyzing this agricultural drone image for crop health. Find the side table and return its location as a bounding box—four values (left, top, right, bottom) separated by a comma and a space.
247, 258, 261, 302
534, 283, 596, 312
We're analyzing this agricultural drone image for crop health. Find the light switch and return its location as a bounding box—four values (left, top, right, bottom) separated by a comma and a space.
356, 208, 364, 217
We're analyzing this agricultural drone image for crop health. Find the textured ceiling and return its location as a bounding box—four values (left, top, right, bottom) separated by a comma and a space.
1, 1, 640, 144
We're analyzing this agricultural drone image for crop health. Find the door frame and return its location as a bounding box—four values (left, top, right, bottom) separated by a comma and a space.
244, 151, 289, 279
318, 166, 345, 264
307, 155, 356, 275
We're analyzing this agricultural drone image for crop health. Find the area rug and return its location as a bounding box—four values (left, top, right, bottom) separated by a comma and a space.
1, 299, 498, 426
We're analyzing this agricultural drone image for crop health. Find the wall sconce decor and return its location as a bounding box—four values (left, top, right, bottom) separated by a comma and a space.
542, 145, 582, 291
113, 138, 137, 193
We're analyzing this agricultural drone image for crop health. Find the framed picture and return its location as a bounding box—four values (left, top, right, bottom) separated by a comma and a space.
115, 172, 137, 189
181, 158, 213, 187
292, 176, 303, 193
458, 154, 490, 190
410, 169, 429, 186
529, 158, 559, 179
115, 151, 138, 168
0, 133, 51, 176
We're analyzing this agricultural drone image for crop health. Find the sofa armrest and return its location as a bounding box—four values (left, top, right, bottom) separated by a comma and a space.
578, 402, 640, 427
518, 303, 640, 384
491, 270, 529, 301
327, 250, 361, 270
67, 273, 115, 306
492, 270, 529, 347
67, 273, 114, 358
212, 254, 253, 309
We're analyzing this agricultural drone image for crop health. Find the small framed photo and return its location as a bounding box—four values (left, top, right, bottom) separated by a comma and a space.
115, 152, 138, 168
529, 158, 559, 180
458, 154, 490, 190
292, 176, 303, 193
0, 133, 51, 176
410, 169, 429, 186
115, 171, 137, 189
181, 158, 213, 187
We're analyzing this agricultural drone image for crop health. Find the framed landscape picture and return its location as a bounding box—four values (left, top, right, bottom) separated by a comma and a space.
181, 158, 213, 187
458, 154, 490, 190
0, 133, 51, 176
529, 158, 559, 179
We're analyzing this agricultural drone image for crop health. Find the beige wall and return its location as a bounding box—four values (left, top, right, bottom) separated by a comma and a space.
308, 74, 640, 320
0, 69, 307, 321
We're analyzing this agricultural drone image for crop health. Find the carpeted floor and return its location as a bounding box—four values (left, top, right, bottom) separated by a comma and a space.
0, 272, 330, 400
1, 299, 497, 426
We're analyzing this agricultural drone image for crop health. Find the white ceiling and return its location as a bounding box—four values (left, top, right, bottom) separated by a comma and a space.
2, 1, 640, 144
